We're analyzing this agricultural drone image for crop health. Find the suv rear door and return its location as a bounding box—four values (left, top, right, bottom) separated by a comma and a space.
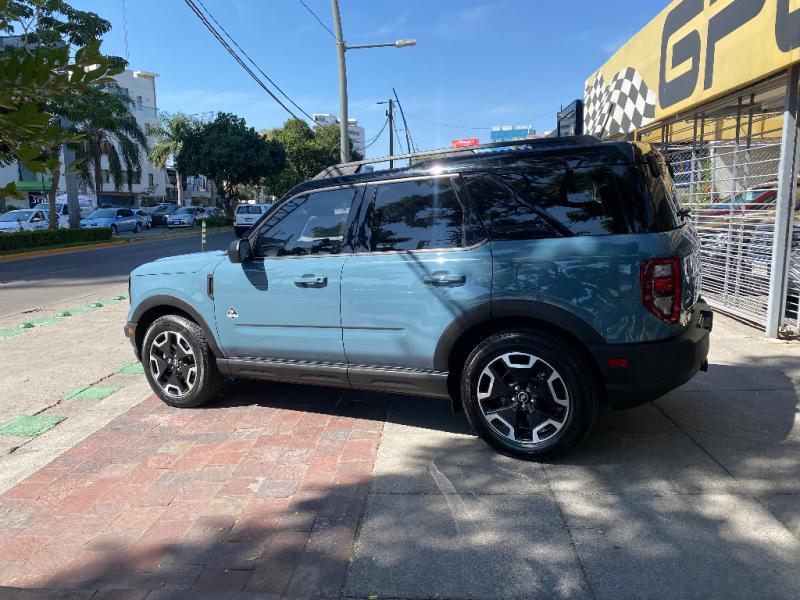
340, 175, 491, 378
212, 186, 364, 373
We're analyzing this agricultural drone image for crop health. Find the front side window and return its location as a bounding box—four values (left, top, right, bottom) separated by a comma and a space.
255, 187, 357, 257
368, 178, 467, 252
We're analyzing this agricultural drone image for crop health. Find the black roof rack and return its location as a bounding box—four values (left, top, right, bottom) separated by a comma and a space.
313, 135, 602, 180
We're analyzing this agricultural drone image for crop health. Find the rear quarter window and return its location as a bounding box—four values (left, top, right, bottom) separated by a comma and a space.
464, 162, 638, 239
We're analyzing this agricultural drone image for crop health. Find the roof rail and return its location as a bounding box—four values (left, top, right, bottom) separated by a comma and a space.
313, 135, 602, 180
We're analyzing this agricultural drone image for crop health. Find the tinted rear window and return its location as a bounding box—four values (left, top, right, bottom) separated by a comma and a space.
236, 205, 263, 214
636, 153, 683, 232
369, 178, 467, 251
463, 160, 638, 239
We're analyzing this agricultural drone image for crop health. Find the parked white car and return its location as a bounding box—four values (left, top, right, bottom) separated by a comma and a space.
0, 209, 49, 233
167, 206, 204, 229
234, 203, 272, 237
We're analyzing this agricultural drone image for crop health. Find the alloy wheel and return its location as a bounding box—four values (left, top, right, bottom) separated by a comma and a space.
476, 352, 570, 445
149, 330, 198, 398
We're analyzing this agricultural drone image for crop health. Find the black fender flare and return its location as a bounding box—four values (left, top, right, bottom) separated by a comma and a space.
130, 294, 226, 359
433, 299, 605, 372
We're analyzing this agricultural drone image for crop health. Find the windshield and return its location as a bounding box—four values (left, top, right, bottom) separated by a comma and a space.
175, 207, 195, 214
0, 210, 33, 222
88, 209, 116, 219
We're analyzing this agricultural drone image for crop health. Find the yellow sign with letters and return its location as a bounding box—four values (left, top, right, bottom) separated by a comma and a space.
584, 0, 800, 138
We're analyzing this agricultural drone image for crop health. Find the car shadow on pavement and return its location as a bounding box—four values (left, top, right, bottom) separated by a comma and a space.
0, 360, 798, 599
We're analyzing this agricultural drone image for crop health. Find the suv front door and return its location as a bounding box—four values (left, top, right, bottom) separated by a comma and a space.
213, 186, 363, 376
340, 176, 491, 379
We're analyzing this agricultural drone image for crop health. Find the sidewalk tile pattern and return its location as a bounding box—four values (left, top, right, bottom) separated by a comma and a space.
118, 363, 146, 375
61, 386, 121, 401
0, 415, 64, 437
0, 386, 386, 598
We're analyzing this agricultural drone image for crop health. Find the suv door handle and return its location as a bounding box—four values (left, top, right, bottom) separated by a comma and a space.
294, 274, 328, 288
422, 271, 466, 287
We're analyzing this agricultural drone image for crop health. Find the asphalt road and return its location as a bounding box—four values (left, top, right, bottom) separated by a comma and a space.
0, 230, 235, 319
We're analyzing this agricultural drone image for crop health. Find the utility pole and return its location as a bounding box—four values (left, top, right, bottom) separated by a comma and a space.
330, 0, 349, 163
329, 0, 416, 164
387, 98, 394, 168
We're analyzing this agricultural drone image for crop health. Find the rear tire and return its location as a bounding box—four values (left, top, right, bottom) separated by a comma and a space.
134, 223, 142, 233
111, 225, 117, 235
461, 330, 598, 460
142, 315, 220, 408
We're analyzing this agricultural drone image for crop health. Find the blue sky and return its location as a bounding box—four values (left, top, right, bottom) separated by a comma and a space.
72, 0, 661, 157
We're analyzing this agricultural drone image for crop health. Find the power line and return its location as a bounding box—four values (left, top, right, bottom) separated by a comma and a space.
121, 0, 130, 62
192, 0, 314, 121
392, 116, 405, 154
364, 118, 389, 150
392, 88, 416, 152
183, 0, 305, 122
297, 0, 336, 38
405, 113, 492, 131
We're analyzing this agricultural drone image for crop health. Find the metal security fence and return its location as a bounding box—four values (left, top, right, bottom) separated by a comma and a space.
637, 71, 800, 336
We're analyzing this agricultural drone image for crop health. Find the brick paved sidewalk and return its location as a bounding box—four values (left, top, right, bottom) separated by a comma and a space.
0, 382, 387, 599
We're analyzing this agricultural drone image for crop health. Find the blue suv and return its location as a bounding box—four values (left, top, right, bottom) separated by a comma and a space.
126, 136, 712, 459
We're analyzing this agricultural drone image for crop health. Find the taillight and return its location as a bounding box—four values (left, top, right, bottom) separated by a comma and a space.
641, 257, 682, 324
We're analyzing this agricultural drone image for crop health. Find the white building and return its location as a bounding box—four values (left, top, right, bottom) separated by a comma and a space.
312, 113, 366, 157
92, 69, 167, 206
0, 68, 169, 209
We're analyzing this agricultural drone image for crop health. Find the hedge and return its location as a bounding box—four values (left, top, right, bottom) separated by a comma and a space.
0, 227, 112, 252
204, 215, 233, 227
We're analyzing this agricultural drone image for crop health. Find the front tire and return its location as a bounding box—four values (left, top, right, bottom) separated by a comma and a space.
461, 330, 598, 460
134, 223, 142, 233
142, 315, 220, 408
111, 225, 117, 235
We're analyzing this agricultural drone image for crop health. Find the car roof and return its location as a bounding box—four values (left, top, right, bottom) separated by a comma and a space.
285, 137, 637, 199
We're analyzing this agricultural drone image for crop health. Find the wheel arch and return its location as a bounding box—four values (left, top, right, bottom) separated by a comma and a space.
132, 295, 224, 359
435, 300, 607, 409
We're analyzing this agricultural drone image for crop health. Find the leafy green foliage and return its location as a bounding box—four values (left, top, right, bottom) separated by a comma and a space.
149, 112, 194, 171
178, 113, 285, 208
0, 0, 124, 200
64, 85, 148, 195
261, 118, 362, 197
0, 225, 111, 252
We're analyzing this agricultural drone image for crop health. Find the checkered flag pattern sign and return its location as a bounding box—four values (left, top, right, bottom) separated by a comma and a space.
583, 72, 608, 136
583, 67, 656, 137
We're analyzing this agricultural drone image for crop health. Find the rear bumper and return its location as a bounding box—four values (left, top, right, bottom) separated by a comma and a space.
588, 300, 713, 409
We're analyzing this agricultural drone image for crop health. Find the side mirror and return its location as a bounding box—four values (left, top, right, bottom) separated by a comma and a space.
228, 238, 252, 264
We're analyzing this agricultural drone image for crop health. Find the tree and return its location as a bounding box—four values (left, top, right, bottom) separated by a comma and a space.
0, 0, 124, 220
60, 86, 146, 207
261, 118, 361, 197
149, 112, 194, 207
178, 113, 285, 209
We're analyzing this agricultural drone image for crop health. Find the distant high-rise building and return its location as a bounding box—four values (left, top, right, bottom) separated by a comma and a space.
312, 113, 366, 157
490, 124, 536, 143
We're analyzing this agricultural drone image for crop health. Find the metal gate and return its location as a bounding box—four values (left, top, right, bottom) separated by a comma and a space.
637, 72, 800, 335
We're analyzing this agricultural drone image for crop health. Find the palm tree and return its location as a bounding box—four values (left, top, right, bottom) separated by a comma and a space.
67, 86, 147, 206
149, 113, 194, 207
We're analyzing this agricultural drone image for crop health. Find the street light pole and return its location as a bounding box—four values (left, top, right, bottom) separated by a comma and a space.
330, 0, 416, 163
330, 0, 349, 163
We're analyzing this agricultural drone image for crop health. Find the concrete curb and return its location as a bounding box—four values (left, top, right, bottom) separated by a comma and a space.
0, 227, 231, 262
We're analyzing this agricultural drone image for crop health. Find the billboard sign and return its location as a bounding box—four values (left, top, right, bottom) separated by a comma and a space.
584, 0, 800, 138
451, 138, 480, 148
